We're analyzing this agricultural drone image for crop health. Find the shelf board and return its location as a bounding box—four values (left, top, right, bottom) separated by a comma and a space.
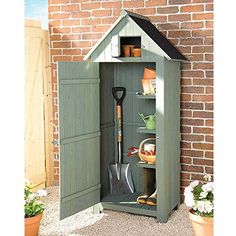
136, 94, 156, 99
101, 192, 156, 217
137, 127, 156, 134
137, 161, 156, 169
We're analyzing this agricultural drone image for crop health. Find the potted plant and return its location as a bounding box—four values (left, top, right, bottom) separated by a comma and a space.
24, 180, 47, 236
184, 174, 214, 236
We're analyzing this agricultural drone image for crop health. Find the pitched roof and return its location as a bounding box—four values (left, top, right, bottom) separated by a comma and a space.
84, 10, 187, 61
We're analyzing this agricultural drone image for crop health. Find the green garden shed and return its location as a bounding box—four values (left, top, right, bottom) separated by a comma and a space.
58, 10, 187, 223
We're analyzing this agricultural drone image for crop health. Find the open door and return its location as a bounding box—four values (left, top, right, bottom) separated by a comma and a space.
58, 62, 100, 219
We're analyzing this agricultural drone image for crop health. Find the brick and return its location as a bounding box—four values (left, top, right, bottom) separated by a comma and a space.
192, 29, 213, 37
72, 26, 91, 33
181, 164, 204, 173
92, 25, 111, 33
102, 17, 116, 25
181, 173, 191, 180
181, 118, 204, 126
168, 30, 191, 38
81, 2, 101, 10
205, 54, 213, 61
82, 33, 102, 40
204, 37, 213, 45
146, 0, 167, 6
193, 62, 213, 70
181, 21, 204, 29
205, 21, 213, 28
205, 103, 213, 111
62, 20, 81, 26
50, 35, 61, 41
102, 1, 121, 8
156, 6, 179, 14
191, 173, 205, 181
181, 180, 191, 187
182, 86, 204, 94
193, 13, 213, 21
193, 111, 213, 119
182, 70, 204, 78
53, 55, 72, 62
181, 94, 191, 101
177, 46, 191, 54
51, 0, 69, 4
48, 5, 60, 12
193, 0, 213, 3
168, 14, 191, 22
149, 15, 167, 23
49, 20, 60, 27
205, 166, 213, 174
181, 126, 191, 133
205, 135, 213, 143
169, 0, 191, 5
123, 0, 144, 8
156, 23, 179, 30
205, 119, 213, 126
82, 48, 90, 55
193, 79, 213, 86
205, 70, 214, 78
134, 8, 156, 15
193, 95, 213, 102
71, 11, 91, 19
205, 151, 214, 158
181, 79, 192, 85
61, 4, 79, 12
72, 41, 91, 48
63, 49, 82, 55
51, 49, 62, 55
193, 127, 213, 134
180, 5, 204, 13
62, 34, 81, 40
52, 27, 71, 34
206, 3, 213, 10
181, 110, 192, 118
181, 102, 203, 110
192, 46, 213, 53
193, 158, 213, 166
186, 54, 204, 61
72, 56, 84, 61
53, 41, 71, 48
51, 13, 70, 19
180, 38, 203, 45
81, 18, 101, 26
182, 134, 204, 142
181, 63, 191, 70
181, 141, 191, 148
92, 9, 112, 17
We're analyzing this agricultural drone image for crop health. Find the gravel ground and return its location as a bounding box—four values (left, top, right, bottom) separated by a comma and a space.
39, 186, 194, 236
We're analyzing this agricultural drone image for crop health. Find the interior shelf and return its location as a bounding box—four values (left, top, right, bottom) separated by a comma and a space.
137, 161, 156, 169
101, 192, 156, 217
136, 94, 156, 99
137, 127, 156, 134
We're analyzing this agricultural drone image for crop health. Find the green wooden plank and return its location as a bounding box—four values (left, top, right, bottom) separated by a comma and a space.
137, 161, 156, 169
137, 127, 156, 134
136, 94, 156, 99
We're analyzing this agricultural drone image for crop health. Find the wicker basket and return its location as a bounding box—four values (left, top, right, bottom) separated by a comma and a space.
138, 138, 156, 164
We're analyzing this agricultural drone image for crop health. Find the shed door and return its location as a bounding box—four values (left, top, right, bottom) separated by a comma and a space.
58, 62, 100, 220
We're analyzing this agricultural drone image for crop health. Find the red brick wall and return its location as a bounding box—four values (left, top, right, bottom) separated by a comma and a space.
48, 0, 214, 199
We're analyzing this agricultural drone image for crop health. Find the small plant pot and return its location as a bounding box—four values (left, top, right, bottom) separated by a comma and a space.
122, 45, 135, 57
189, 210, 213, 236
143, 67, 156, 80
141, 79, 155, 94
25, 213, 43, 236
132, 48, 141, 57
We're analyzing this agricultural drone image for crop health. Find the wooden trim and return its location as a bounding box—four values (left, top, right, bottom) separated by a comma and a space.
42, 30, 54, 187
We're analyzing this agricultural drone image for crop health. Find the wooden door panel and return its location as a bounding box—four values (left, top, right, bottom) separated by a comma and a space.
58, 62, 100, 220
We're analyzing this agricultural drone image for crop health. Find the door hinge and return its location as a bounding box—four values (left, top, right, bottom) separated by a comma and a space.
52, 140, 60, 145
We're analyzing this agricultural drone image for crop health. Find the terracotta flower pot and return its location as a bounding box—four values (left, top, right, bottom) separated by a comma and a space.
122, 45, 135, 57
143, 67, 156, 80
131, 48, 141, 57
189, 210, 213, 236
25, 213, 43, 236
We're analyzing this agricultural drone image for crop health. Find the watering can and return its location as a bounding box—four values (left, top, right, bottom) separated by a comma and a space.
138, 112, 156, 130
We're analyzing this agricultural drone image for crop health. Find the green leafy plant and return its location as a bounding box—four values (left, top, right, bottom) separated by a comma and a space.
184, 174, 214, 218
24, 180, 47, 218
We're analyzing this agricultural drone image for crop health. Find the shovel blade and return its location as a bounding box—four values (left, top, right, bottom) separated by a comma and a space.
108, 163, 135, 195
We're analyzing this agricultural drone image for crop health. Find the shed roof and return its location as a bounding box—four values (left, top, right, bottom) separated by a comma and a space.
84, 10, 187, 61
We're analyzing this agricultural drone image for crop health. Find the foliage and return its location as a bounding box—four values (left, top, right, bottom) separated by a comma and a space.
24, 180, 47, 218
184, 174, 214, 217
